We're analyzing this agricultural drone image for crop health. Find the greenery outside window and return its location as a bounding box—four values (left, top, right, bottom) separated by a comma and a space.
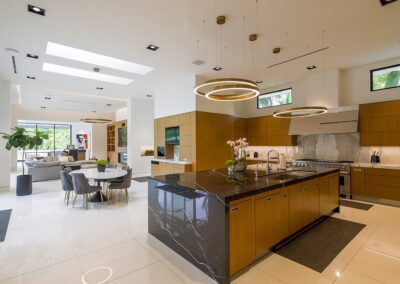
257, 88, 293, 109
371, 64, 400, 91
16, 122, 72, 161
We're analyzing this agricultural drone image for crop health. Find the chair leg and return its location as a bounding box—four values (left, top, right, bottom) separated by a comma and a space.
100, 191, 104, 203
125, 188, 128, 202
73, 194, 78, 207
64, 191, 67, 202
66, 191, 70, 206
86, 194, 89, 210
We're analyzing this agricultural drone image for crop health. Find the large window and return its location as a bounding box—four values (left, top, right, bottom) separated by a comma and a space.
257, 88, 293, 109
371, 64, 400, 91
16, 122, 72, 161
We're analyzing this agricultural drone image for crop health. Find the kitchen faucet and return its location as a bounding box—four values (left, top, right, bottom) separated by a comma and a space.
266, 149, 280, 174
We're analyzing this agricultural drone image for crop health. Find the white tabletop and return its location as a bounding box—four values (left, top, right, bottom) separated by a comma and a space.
72, 168, 127, 180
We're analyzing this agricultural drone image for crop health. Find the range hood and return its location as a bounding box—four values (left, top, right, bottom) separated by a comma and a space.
289, 107, 359, 135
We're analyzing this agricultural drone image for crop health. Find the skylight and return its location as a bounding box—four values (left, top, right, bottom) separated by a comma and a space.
45, 42, 154, 75
42, 63, 134, 85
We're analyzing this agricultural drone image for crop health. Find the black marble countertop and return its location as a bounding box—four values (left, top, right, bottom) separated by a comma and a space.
149, 166, 339, 201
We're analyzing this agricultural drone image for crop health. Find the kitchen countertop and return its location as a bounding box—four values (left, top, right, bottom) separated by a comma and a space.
351, 163, 400, 170
149, 166, 338, 201
151, 158, 192, 165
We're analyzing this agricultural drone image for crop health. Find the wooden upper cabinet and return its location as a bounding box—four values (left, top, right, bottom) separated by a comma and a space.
359, 100, 400, 146
246, 116, 296, 146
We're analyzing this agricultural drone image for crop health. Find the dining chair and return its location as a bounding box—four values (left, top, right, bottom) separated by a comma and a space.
71, 173, 103, 209
60, 170, 74, 206
121, 165, 129, 171
106, 164, 117, 169
108, 168, 132, 202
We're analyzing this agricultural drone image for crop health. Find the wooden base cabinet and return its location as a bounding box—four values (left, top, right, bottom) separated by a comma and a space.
254, 189, 288, 256
288, 179, 320, 235
351, 167, 366, 196
151, 161, 192, 176
229, 198, 253, 276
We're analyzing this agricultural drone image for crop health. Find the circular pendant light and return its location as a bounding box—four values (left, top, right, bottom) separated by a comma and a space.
194, 78, 260, 101
273, 106, 328, 118
80, 118, 112, 124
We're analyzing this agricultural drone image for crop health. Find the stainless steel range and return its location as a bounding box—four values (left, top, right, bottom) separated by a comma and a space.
292, 159, 353, 198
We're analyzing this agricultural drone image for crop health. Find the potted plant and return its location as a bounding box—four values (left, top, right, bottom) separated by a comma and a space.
226, 138, 249, 172
0, 127, 49, 196
96, 159, 108, 172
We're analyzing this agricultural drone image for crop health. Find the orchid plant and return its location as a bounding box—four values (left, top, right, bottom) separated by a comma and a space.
226, 138, 249, 165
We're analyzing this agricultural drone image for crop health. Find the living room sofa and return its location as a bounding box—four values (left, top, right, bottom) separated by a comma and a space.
25, 156, 96, 182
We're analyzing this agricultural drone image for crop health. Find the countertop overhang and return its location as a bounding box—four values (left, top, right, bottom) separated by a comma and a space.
149, 166, 339, 202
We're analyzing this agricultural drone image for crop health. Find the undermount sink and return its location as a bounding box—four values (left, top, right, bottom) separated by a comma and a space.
267, 171, 313, 182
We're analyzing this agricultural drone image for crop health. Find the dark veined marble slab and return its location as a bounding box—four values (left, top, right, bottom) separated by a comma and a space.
148, 167, 338, 284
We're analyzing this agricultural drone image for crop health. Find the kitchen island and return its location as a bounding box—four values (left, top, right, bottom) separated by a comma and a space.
148, 167, 339, 284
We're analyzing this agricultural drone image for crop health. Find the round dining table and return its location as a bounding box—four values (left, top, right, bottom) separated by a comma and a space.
72, 168, 127, 202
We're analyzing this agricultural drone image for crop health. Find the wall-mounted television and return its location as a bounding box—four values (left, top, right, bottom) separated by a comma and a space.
118, 127, 127, 147
165, 127, 179, 145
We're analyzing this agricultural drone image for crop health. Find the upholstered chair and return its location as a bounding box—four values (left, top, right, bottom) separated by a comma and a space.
108, 168, 132, 202
106, 164, 117, 169
60, 170, 74, 206
71, 173, 103, 209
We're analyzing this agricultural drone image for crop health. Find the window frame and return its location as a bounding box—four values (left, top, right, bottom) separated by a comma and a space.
257, 87, 293, 109
370, 63, 400, 92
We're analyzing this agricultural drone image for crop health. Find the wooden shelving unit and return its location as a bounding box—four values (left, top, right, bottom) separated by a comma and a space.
107, 125, 115, 152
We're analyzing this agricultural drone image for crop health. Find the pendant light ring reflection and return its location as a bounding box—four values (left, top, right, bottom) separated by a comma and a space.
273, 106, 328, 118
80, 118, 112, 124
194, 78, 260, 102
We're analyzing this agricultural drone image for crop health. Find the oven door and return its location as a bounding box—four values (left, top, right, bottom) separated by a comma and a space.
339, 173, 351, 198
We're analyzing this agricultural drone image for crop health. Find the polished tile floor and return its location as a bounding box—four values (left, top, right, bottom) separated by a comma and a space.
0, 179, 399, 284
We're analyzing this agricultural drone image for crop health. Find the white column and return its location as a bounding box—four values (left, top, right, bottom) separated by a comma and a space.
127, 98, 154, 176
0, 80, 11, 189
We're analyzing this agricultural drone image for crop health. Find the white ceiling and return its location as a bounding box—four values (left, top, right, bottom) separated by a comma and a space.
0, 0, 399, 113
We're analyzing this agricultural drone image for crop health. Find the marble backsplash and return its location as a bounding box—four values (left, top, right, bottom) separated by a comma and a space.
247, 134, 400, 164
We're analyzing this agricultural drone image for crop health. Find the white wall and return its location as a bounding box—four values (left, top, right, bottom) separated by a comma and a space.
237, 69, 340, 118
91, 124, 107, 160
154, 74, 196, 118
115, 106, 128, 121
0, 80, 11, 189
127, 98, 154, 176
341, 56, 400, 106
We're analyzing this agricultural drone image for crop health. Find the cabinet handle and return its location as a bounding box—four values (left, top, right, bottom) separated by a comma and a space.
298, 187, 306, 192
281, 194, 288, 198
231, 207, 239, 212
266, 196, 272, 201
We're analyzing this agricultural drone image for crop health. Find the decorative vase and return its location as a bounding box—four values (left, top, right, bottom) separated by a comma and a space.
97, 164, 106, 172
233, 161, 247, 172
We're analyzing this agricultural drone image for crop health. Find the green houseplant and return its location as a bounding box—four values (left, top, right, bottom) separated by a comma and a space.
0, 127, 49, 196
96, 159, 108, 172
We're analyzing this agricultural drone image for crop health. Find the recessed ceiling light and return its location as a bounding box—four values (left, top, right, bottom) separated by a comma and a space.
45, 42, 154, 75
307, 65, 317, 70
147, 45, 159, 51
96, 87, 104, 90
40, 106, 46, 109
42, 63, 134, 85
27, 76, 36, 79
146, 94, 152, 98
27, 53, 39, 59
27, 4, 45, 16
92, 111, 97, 113
256, 80, 263, 84
213, 67, 223, 71
192, 59, 205, 66
44, 96, 51, 100
106, 103, 112, 106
